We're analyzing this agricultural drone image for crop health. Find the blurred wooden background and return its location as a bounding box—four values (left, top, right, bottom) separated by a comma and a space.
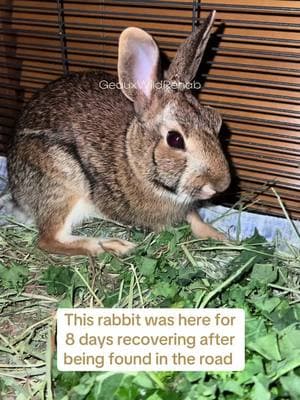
0, 0, 299, 218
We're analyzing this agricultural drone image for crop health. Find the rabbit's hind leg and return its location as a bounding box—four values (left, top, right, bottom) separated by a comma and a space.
38, 197, 136, 257
9, 136, 135, 257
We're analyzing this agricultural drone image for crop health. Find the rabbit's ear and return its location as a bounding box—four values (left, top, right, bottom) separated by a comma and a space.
202, 106, 222, 135
166, 11, 216, 84
118, 27, 160, 103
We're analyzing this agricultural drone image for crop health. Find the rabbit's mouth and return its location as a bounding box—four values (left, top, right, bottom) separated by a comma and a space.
197, 184, 217, 200
188, 173, 231, 202
190, 184, 219, 201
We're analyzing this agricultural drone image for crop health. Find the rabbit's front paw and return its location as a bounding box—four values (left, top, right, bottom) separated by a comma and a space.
187, 210, 227, 241
99, 238, 136, 256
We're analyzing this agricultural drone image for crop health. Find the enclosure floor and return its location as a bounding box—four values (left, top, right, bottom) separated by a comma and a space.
1, 156, 299, 248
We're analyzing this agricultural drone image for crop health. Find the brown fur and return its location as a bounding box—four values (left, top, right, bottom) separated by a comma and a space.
8, 12, 230, 256
166, 11, 216, 83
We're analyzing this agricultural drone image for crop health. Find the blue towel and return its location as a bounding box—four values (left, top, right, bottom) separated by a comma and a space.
0, 156, 7, 193
199, 205, 299, 249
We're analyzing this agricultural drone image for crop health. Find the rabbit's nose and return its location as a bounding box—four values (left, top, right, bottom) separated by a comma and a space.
199, 184, 216, 200
215, 174, 231, 193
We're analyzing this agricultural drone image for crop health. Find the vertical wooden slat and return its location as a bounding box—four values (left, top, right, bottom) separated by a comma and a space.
56, 0, 69, 74
0, 0, 21, 153
197, 1, 300, 219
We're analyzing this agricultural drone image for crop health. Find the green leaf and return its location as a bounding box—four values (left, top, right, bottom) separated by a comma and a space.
236, 355, 264, 384
114, 374, 139, 400
57, 295, 73, 308
243, 230, 270, 248
185, 371, 205, 383
188, 380, 217, 398
226, 285, 246, 305
220, 380, 244, 396
152, 282, 179, 298
280, 372, 300, 399
93, 373, 124, 399
252, 296, 281, 313
271, 305, 299, 331
0, 263, 28, 290
133, 372, 155, 389
138, 257, 158, 277
40, 266, 75, 295
278, 326, 300, 359
267, 351, 300, 383
239, 231, 274, 266
71, 374, 95, 396
156, 230, 176, 246
251, 375, 271, 400
250, 264, 277, 284
248, 333, 282, 361
146, 393, 163, 400
246, 317, 267, 342
110, 257, 123, 272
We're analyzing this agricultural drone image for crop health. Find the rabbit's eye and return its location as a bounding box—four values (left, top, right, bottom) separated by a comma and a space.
167, 131, 185, 150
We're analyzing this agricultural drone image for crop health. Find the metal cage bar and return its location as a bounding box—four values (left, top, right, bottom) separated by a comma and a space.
56, 0, 69, 74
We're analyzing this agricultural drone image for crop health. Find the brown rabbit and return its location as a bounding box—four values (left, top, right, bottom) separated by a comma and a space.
7, 11, 230, 257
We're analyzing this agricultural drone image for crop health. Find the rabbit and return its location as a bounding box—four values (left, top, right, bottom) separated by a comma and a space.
7, 11, 231, 257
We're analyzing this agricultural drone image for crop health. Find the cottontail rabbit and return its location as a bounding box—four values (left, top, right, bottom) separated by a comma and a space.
8, 11, 230, 256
